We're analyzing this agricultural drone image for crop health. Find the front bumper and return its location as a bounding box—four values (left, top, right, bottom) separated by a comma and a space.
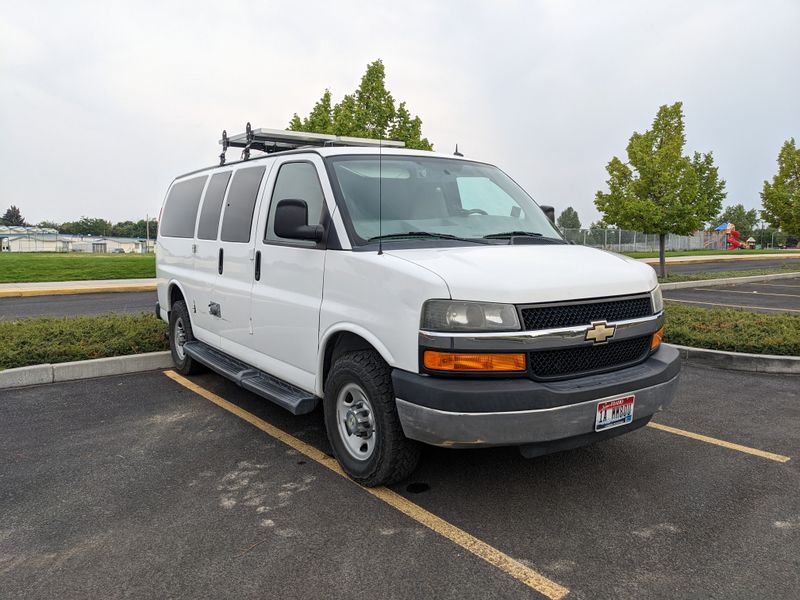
393, 344, 680, 448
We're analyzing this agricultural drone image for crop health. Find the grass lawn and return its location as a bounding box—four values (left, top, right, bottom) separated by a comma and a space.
663, 303, 800, 356
657, 263, 800, 283
0, 252, 155, 283
0, 313, 168, 370
624, 248, 800, 259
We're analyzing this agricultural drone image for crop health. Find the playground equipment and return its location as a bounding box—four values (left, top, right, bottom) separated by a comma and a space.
714, 222, 743, 250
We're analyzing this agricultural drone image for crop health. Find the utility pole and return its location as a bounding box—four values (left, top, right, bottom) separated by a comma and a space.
146, 214, 150, 253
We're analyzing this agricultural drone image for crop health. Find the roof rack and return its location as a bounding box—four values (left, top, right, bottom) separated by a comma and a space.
218, 123, 405, 165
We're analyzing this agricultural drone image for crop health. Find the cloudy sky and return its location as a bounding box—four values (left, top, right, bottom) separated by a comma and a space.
1, 0, 798, 226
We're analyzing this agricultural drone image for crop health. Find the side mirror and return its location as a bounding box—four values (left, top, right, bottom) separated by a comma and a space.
540, 205, 555, 224
274, 199, 324, 242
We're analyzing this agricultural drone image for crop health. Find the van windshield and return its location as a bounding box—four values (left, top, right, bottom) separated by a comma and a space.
328, 155, 562, 245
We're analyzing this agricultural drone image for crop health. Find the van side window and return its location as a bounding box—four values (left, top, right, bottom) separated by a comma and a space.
197, 171, 232, 240
160, 176, 207, 238
265, 162, 325, 243
456, 176, 520, 217
220, 166, 266, 243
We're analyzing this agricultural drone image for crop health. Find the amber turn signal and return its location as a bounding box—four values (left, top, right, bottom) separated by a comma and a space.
423, 351, 526, 372
651, 327, 664, 350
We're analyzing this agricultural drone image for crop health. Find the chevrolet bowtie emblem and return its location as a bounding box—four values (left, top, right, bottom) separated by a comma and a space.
585, 321, 616, 344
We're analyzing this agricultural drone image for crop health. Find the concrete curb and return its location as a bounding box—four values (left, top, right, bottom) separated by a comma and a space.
0, 351, 173, 389
669, 344, 800, 375
660, 271, 800, 290
0, 283, 156, 298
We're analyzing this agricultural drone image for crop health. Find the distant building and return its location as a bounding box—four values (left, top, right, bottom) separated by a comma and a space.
0, 226, 154, 253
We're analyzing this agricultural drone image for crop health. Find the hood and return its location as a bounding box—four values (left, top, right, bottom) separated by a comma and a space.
386, 244, 657, 304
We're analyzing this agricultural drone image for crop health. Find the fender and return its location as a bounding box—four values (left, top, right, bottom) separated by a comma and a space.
316, 323, 397, 397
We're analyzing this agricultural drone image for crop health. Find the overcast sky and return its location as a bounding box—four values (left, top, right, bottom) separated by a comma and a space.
2, 0, 798, 226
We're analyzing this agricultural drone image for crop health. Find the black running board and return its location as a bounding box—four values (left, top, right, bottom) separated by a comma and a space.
183, 341, 319, 415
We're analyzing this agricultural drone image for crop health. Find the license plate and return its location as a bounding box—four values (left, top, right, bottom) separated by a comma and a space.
595, 395, 635, 432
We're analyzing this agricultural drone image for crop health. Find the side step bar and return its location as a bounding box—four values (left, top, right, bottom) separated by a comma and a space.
183, 341, 319, 415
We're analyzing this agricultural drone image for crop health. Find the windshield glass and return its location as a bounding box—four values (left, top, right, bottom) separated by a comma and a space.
328, 155, 562, 244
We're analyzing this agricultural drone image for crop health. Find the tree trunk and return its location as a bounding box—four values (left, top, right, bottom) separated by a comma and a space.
658, 233, 667, 279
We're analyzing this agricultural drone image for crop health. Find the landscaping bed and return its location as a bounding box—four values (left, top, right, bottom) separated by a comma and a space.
658, 263, 800, 283
0, 313, 168, 370
663, 303, 800, 356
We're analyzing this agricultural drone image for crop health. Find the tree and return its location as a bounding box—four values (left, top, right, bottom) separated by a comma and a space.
761, 138, 800, 237
556, 206, 581, 230
595, 102, 726, 276
715, 203, 759, 239
36, 220, 62, 231
60, 217, 113, 236
288, 60, 432, 150
1, 205, 27, 226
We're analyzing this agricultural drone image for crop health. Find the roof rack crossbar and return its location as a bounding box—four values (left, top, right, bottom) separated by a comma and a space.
217, 125, 404, 163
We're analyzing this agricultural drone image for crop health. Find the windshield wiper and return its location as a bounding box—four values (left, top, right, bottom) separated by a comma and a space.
483, 231, 566, 243
368, 231, 490, 245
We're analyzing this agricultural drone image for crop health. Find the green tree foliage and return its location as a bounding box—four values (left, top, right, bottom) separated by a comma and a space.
595, 102, 726, 276
288, 60, 432, 150
761, 138, 800, 237
36, 220, 62, 230
556, 206, 581, 230
715, 203, 759, 239
1, 205, 27, 226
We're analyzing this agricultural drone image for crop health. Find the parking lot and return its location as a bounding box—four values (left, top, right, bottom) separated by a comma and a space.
2, 364, 799, 599
663, 276, 800, 314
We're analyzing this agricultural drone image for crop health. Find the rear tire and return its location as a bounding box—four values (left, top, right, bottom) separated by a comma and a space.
324, 350, 421, 487
169, 300, 204, 375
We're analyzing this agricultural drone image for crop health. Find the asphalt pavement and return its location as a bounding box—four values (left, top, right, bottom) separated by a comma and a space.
0, 291, 155, 319
2, 363, 798, 599
656, 257, 800, 274
663, 276, 800, 314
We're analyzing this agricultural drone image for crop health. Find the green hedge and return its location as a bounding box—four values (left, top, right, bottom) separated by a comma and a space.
663, 303, 800, 356
0, 314, 169, 370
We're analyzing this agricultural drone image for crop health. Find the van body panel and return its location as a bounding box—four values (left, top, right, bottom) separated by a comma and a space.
384, 244, 658, 304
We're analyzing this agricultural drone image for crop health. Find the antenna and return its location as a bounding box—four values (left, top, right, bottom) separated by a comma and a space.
454, 144, 463, 157
378, 133, 383, 255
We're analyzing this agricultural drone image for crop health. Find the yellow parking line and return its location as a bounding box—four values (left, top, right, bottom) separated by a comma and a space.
163, 370, 570, 600
647, 422, 791, 463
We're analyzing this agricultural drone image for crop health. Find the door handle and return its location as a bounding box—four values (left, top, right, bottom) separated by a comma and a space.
255, 250, 261, 281
218, 248, 224, 274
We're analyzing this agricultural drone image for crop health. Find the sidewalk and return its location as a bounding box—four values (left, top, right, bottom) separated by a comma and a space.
0, 278, 156, 298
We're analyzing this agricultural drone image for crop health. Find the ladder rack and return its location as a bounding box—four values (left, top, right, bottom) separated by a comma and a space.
218, 123, 404, 165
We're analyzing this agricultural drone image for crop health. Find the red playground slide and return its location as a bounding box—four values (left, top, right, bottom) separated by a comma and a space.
727, 228, 743, 249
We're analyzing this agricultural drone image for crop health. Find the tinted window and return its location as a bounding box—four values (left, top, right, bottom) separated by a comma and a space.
266, 162, 325, 243
197, 171, 231, 240
220, 166, 266, 243
160, 176, 207, 238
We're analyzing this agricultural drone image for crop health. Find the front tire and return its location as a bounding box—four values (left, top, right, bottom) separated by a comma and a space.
169, 300, 204, 375
324, 350, 421, 487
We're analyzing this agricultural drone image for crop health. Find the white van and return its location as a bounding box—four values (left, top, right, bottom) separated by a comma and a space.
156, 127, 680, 486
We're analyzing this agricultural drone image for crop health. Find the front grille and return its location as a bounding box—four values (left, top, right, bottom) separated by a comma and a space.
529, 336, 651, 380
520, 296, 653, 331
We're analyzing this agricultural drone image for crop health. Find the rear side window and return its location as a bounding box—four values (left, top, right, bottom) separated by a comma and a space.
160, 176, 207, 238
197, 171, 232, 240
265, 162, 325, 243
220, 166, 266, 243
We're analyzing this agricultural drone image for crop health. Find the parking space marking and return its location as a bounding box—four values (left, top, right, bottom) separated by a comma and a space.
647, 422, 791, 463
692, 288, 800, 298
664, 298, 800, 313
163, 370, 570, 600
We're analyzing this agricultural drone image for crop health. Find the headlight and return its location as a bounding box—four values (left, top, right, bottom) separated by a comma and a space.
651, 285, 664, 314
421, 300, 521, 332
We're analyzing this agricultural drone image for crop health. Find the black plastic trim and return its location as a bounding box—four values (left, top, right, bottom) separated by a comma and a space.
393, 344, 681, 413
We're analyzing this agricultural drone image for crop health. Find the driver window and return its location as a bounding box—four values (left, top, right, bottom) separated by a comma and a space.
265, 162, 325, 243
456, 176, 520, 217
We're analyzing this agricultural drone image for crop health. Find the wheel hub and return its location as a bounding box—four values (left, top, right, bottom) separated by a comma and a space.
335, 383, 376, 461
344, 407, 372, 438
